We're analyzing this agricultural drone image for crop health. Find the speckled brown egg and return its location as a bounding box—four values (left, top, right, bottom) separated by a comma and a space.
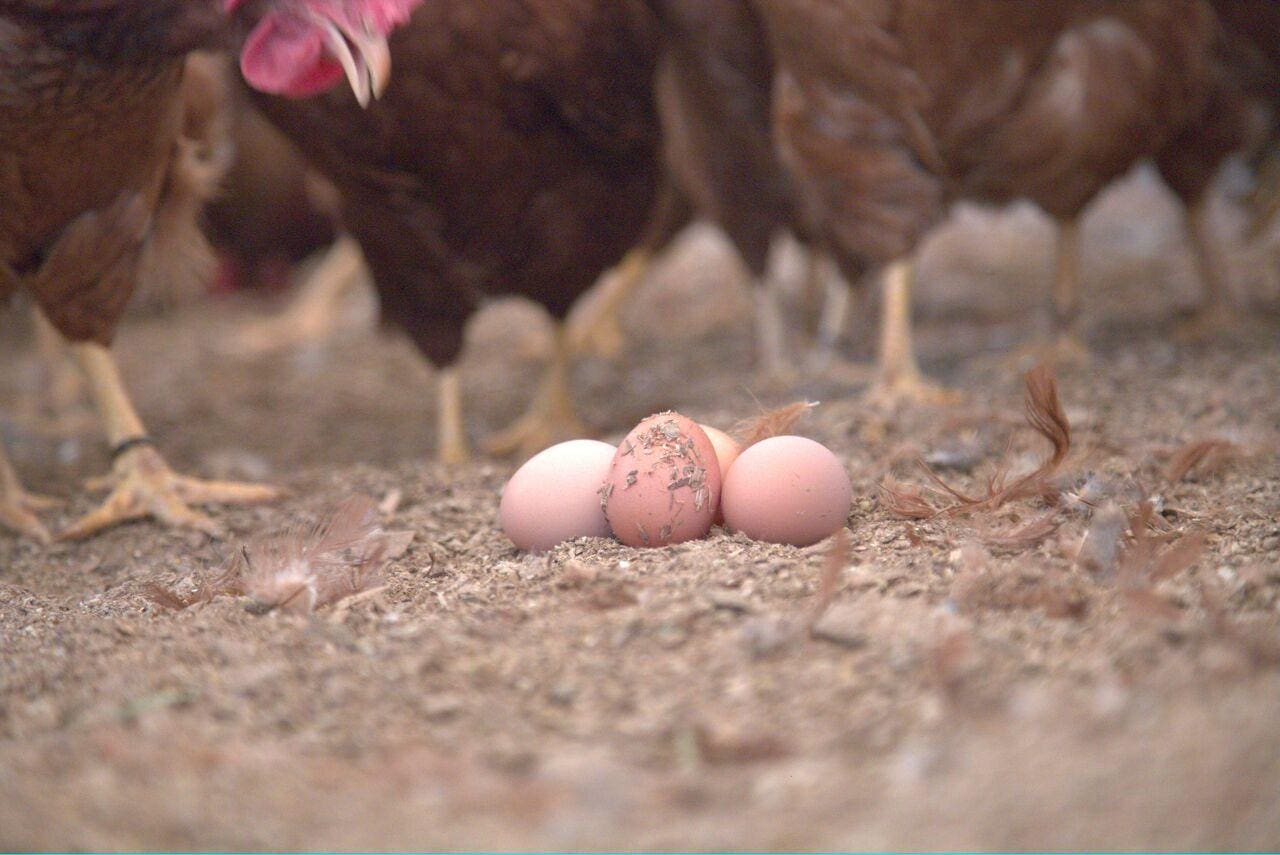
602, 412, 721, 548
499, 439, 616, 552
721, 436, 851, 546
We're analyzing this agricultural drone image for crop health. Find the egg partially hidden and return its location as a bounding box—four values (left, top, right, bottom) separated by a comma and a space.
500, 439, 616, 552
602, 412, 721, 548
721, 435, 852, 547
699, 424, 741, 476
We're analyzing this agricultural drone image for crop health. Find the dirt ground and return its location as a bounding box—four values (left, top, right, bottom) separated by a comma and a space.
2, 167, 1279, 851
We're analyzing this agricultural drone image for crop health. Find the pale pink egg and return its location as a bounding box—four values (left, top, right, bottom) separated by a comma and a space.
499, 439, 616, 552
602, 412, 721, 548
721, 436, 851, 546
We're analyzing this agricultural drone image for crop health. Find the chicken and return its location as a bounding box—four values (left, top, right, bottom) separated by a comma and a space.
244, 0, 665, 463
751, 0, 1245, 396
647, 0, 812, 380
0, 0, 413, 540
1208, 1, 1280, 245
205, 82, 339, 298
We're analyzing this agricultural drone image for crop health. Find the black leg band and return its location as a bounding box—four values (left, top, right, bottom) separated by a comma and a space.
111, 435, 155, 462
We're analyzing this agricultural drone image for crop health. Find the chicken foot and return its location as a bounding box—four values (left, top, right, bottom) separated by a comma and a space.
565, 248, 652, 360
1174, 199, 1237, 341
868, 259, 957, 406
58, 341, 281, 540
1008, 217, 1090, 368
223, 234, 369, 357
482, 324, 587, 461
0, 440, 56, 543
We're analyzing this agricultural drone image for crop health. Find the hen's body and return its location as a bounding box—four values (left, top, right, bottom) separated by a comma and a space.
0, 1, 278, 540
742, 0, 1241, 392
0, 2, 224, 335
249, 0, 663, 382
763, 0, 1218, 273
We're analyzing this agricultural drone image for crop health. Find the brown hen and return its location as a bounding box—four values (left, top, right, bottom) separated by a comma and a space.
752, 0, 1254, 397
0, 0, 414, 540
245, 0, 665, 462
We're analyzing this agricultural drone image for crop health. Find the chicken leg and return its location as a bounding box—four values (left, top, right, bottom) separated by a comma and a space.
31, 308, 92, 434
868, 259, 956, 406
1008, 217, 1090, 368
1175, 199, 1236, 340
482, 324, 587, 461
223, 234, 369, 356
58, 341, 280, 540
436, 366, 471, 466
565, 248, 652, 360
804, 251, 870, 383
0, 440, 56, 543
1246, 149, 1280, 242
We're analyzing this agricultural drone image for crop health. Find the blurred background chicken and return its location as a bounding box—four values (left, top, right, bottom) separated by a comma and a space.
749, 0, 1276, 400
0, 0, 418, 541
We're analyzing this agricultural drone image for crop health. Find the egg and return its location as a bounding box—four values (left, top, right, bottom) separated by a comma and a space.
698, 424, 740, 525
721, 436, 852, 547
499, 439, 616, 552
699, 424, 741, 476
602, 412, 721, 547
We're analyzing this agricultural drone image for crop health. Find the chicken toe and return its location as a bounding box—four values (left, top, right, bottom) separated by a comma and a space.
59, 443, 280, 541
0, 442, 55, 543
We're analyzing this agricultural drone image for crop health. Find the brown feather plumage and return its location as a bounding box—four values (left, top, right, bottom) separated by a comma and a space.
245, 0, 664, 369
0, 1, 228, 344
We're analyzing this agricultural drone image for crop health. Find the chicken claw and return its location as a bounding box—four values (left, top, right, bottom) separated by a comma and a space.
58, 443, 280, 541
0, 445, 56, 543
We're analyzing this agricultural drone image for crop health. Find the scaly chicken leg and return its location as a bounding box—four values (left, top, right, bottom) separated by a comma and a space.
224, 234, 369, 356
58, 342, 280, 540
0, 440, 56, 543
868, 259, 955, 405
482, 324, 587, 460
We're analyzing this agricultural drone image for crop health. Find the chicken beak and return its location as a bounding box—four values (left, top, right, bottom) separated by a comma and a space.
320, 17, 392, 107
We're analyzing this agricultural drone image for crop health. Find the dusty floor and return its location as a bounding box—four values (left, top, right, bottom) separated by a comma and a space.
2, 168, 1279, 850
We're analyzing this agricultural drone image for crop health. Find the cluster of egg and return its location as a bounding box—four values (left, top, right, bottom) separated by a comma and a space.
499, 411, 852, 552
